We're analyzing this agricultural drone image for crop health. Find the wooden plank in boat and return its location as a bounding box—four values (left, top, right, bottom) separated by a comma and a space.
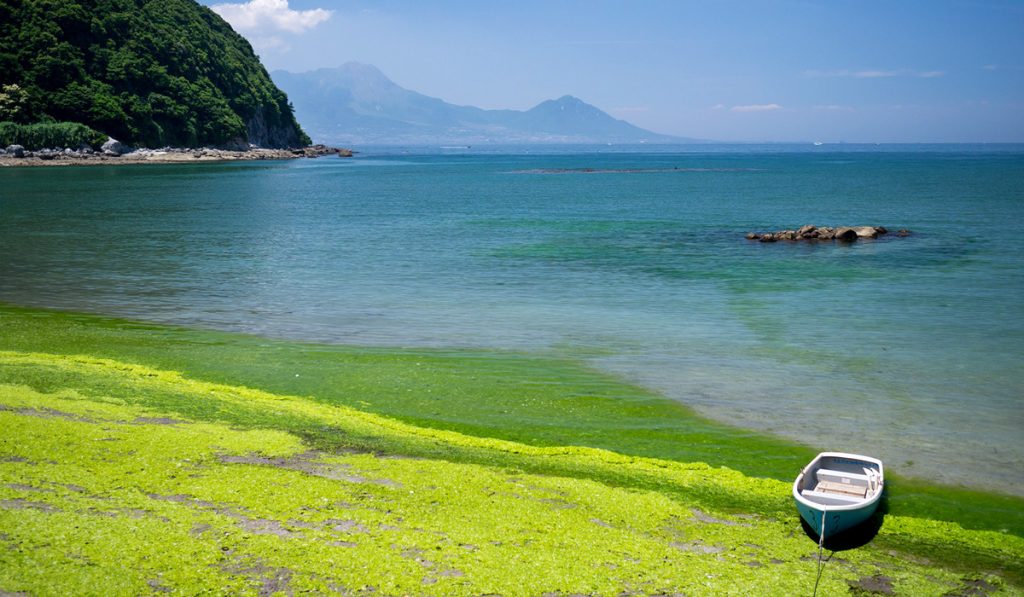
816, 480, 868, 497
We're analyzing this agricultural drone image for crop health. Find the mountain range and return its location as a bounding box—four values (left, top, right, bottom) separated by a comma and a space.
272, 63, 690, 145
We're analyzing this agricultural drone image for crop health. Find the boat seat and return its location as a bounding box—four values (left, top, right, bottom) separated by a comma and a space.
801, 489, 863, 506
816, 468, 870, 487
815, 480, 868, 498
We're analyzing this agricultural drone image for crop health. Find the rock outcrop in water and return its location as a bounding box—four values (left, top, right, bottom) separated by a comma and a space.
745, 225, 911, 243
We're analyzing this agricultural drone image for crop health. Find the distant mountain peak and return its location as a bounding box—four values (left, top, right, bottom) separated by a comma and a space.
272, 64, 691, 145
340, 61, 378, 70
336, 62, 387, 77
295, 62, 393, 88
529, 95, 607, 116
534, 95, 587, 108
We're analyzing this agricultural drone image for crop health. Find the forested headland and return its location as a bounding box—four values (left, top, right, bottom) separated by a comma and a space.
0, 0, 309, 150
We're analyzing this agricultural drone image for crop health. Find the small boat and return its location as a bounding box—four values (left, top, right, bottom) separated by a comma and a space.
793, 452, 884, 538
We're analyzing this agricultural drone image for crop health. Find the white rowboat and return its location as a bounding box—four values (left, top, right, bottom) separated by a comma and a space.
793, 452, 884, 538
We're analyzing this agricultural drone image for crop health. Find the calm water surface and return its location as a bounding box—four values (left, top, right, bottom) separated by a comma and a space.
2, 145, 1022, 494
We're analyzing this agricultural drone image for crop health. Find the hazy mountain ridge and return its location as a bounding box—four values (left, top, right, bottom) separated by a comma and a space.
272, 63, 689, 145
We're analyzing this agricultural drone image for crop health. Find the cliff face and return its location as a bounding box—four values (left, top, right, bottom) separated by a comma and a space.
244, 106, 306, 150
0, 0, 310, 148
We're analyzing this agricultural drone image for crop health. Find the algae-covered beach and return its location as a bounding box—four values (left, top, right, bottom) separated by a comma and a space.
0, 305, 1019, 593
1, 304, 1023, 595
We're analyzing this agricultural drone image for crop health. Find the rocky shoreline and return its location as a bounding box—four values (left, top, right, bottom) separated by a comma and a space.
746, 225, 911, 242
0, 142, 352, 167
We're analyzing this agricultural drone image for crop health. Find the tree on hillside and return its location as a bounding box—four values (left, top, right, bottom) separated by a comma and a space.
0, 83, 27, 120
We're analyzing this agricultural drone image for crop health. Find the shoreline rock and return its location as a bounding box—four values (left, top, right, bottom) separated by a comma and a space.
746, 225, 910, 243
101, 137, 129, 156
3, 144, 25, 158
0, 143, 354, 167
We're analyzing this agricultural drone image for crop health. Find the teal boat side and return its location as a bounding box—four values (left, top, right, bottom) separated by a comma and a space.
797, 500, 878, 537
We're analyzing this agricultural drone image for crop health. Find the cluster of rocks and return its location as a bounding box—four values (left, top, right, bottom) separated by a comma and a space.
0, 138, 129, 160
1, 138, 353, 166
290, 144, 354, 158
746, 225, 911, 243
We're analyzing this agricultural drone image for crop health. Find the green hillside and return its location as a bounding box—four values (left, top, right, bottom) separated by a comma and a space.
0, 0, 309, 148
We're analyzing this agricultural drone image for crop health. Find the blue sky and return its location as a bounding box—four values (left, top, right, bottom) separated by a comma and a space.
200, 0, 1024, 142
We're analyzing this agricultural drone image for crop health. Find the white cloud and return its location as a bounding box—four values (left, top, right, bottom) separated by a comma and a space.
853, 69, 902, 78
731, 103, 782, 113
211, 0, 332, 35
248, 35, 288, 52
710, 103, 726, 110
813, 104, 854, 112
917, 70, 945, 78
982, 64, 1023, 72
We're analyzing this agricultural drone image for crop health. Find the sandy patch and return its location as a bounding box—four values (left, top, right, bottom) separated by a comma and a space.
690, 507, 750, 527
0, 499, 59, 512
670, 540, 724, 555
0, 405, 93, 422
4, 484, 50, 493
220, 557, 295, 597
219, 452, 402, 487
132, 416, 187, 426
847, 574, 895, 595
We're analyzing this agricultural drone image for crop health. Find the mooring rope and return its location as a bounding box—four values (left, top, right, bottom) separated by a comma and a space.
812, 510, 828, 597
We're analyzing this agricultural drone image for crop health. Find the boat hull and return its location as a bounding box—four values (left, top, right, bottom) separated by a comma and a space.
796, 498, 878, 537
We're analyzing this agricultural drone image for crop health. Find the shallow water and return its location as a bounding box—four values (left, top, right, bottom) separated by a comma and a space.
2, 145, 1022, 494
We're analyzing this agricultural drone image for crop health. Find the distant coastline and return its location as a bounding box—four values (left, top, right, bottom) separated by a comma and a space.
0, 144, 352, 167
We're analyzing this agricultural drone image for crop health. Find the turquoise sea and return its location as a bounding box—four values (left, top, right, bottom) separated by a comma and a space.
2, 144, 1022, 495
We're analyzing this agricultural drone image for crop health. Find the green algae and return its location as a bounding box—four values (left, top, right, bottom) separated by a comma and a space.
0, 304, 1021, 539
2, 358, 1022, 595
0, 304, 820, 476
